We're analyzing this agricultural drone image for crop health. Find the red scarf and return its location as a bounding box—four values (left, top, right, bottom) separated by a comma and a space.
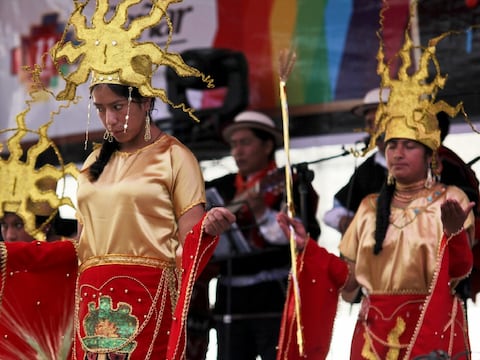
234, 161, 281, 248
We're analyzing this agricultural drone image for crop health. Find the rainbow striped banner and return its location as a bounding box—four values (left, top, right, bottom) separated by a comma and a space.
211, 0, 411, 111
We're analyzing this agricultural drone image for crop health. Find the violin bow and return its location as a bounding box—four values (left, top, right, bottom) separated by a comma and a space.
278, 48, 304, 356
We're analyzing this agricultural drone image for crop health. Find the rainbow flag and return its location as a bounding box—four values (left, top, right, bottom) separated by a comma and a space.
211, 0, 410, 110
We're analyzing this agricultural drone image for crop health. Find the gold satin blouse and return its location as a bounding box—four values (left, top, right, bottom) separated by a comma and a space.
76, 134, 206, 264
339, 184, 474, 294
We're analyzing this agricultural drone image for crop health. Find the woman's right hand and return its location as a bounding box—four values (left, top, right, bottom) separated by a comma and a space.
276, 212, 308, 251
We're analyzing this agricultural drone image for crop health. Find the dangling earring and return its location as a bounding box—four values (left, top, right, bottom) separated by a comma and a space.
85, 95, 92, 150
103, 129, 113, 142
124, 86, 133, 133
144, 113, 151, 141
425, 164, 435, 189
387, 172, 395, 185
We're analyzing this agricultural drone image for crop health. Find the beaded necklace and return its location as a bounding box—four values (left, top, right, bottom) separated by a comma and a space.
392, 179, 427, 208
390, 183, 445, 229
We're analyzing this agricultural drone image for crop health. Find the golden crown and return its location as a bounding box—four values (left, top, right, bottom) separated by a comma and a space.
50, 0, 214, 121
364, 3, 478, 157
0, 65, 79, 240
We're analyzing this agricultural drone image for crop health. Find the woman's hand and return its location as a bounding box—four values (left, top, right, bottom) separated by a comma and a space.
441, 199, 475, 237
276, 212, 308, 251
204, 207, 236, 236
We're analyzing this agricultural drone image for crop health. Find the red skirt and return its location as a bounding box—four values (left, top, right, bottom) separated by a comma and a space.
350, 293, 470, 360
73, 258, 178, 360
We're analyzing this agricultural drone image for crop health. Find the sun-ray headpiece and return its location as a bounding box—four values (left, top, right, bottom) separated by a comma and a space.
0, 65, 79, 240
50, 0, 214, 122
363, 1, 479, 163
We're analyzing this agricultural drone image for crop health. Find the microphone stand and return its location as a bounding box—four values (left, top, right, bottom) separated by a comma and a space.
467, 155, 480, 167
223, 230, 234, 359
213, 201, 252, 360
306, 146, 352, 165
289, 147, 351, 228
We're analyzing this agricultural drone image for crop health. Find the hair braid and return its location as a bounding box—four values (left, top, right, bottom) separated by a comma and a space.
88, 139, 120, 181
373, 182, 395, 255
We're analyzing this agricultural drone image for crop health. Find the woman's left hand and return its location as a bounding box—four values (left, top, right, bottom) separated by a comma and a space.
204, 207, 236, 236
440, 199, 475, 237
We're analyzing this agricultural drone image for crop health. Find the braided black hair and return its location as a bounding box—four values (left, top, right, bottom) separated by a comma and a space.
88, 139, 120, 181
373, 181, 395, 254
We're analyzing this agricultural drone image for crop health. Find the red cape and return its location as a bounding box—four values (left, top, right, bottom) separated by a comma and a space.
276, 239, 349, 360
166, 214, 219, 360
0, 240, 78, 360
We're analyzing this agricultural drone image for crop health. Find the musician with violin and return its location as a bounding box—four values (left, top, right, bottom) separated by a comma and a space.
207, 111, 320, 360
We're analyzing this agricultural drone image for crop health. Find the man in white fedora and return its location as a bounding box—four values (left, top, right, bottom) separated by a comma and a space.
203, 110, 320, 360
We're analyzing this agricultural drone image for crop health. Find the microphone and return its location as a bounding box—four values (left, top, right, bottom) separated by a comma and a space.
340, 145, 353, 156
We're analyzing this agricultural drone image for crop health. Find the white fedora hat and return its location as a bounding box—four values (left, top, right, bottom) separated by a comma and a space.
222, 111, 283, 147
351, 87, 390, 117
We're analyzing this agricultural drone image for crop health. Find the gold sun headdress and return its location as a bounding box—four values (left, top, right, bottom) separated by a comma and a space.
0, 65, 79, 240
364, 2, 479, 165
50, 0, 214, 121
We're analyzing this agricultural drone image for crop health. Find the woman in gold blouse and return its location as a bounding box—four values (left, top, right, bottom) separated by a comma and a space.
74, 83, 234, 360
277, 112, 475, 360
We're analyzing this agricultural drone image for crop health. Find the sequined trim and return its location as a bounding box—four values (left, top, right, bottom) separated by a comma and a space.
167, 213, 214, 360
82, 295, 139, 353
79, 254, 175, 273
369, 290, 429, 296
402, 238, 466, 359
0, 243, 7, 312
179, 200, 205, 218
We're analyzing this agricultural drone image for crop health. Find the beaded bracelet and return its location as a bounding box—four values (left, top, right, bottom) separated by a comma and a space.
445, 227, 464, 242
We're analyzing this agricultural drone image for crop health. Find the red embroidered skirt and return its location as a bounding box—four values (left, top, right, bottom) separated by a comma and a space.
350, 293, 470, 360
74, 258, 178, 360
